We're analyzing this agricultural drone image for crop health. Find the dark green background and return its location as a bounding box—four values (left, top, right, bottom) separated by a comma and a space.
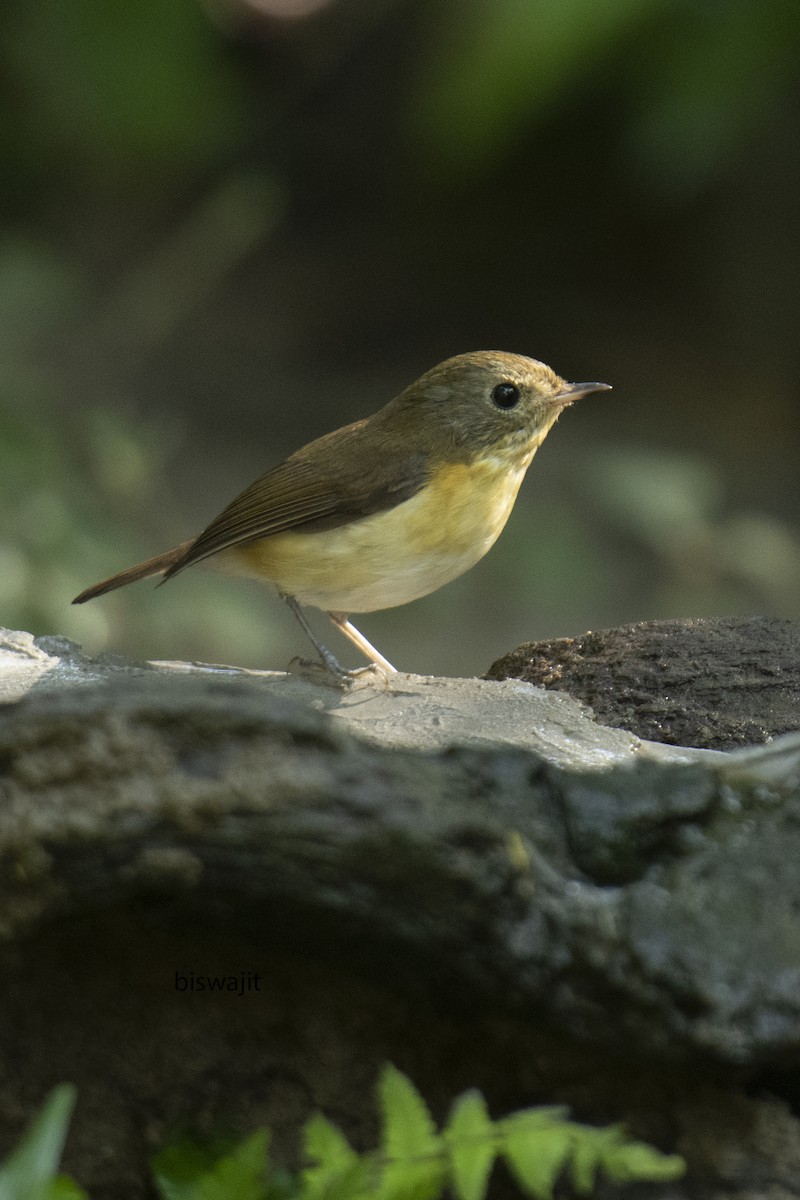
2, 0, 798, 675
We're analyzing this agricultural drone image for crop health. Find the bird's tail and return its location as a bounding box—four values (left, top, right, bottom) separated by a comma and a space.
72, 540, 193, 604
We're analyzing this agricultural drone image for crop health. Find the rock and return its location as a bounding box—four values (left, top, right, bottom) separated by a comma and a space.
1, 625, 800, 1199
486, 616, 800, 749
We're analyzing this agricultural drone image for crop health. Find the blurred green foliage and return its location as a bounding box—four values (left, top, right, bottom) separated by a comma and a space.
0, 0, 798, 673
0, 371, 281, 665
3, 0, 250, 187
0, 1084, 85, 1199
414, 0, 671, 172
585, 447, 800, 618
414, 0, 798, 192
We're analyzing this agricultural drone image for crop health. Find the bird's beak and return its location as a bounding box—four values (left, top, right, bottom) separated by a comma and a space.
554, 381, 612, 407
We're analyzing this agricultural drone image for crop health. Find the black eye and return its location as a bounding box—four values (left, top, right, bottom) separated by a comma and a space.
491, 382, 520, 409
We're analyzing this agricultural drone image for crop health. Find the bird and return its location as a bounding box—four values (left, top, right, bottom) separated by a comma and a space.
73, 351, 610, 676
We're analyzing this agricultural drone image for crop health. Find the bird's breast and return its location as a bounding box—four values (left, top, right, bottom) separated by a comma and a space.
222, 454, 532, 613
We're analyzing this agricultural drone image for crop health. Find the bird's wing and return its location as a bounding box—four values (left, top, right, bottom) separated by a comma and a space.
163, 419, 429, 580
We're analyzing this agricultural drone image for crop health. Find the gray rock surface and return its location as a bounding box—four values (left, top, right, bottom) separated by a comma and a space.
2, 625, 800, 1198
0, 627, 719, 769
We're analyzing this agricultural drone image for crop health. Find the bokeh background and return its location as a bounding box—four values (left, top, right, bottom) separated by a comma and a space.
1, 0, 798, 676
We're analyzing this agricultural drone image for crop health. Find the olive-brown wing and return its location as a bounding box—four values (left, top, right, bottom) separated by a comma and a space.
163, 419, 430, 580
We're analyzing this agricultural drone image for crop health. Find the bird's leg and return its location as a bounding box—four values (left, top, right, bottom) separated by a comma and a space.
281, 595, 398, 679
328, 612, 398, 675
281, 593, 349, 677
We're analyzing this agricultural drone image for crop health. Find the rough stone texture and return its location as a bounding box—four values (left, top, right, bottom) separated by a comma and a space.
0, 628, 720, 770
1, 624, 800, 1198
486, 616, 800, 750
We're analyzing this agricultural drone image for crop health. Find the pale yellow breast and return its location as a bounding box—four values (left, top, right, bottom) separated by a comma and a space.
223, 456, 532, 613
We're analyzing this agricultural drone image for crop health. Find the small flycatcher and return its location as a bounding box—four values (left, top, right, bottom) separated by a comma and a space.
74, 351, 610, 675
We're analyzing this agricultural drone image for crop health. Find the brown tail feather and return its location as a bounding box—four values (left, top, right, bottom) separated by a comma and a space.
72, 540, 194, 604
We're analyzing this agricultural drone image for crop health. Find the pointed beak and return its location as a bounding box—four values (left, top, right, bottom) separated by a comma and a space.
553, 380, 612, 407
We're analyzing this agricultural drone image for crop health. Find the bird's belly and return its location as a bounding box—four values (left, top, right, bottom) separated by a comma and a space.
222, 459, 528, 613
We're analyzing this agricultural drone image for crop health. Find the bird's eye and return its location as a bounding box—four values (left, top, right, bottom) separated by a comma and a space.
491, 382, 521, 409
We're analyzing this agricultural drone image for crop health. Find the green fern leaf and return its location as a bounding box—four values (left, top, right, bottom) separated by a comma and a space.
45, 1181, 90, 1199
377, 1157, 446, 1200
378, 1066, 445, 1200
191, 1129, 269, 1199
154, 1129, 269, 1200
304, 1115, 359, 1172
301, 1157, 375, 1200
501, 1125, 572, 1200
499, 1107, 569, 1132
301, 1115, 375, 1200
601, 1139, 686, 1183
443, 1091, 496, 1200
568, 1128, 606, 1195
380, 1066, 441, 1159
